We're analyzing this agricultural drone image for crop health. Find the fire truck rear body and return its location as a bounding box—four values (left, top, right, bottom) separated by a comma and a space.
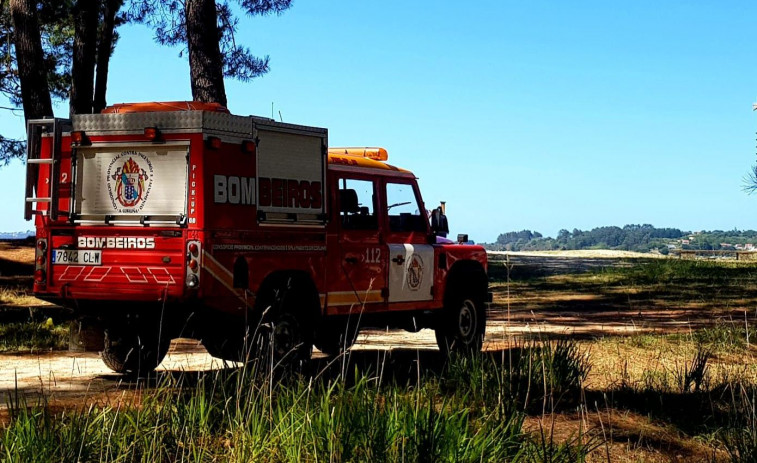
24, 103, 489, 373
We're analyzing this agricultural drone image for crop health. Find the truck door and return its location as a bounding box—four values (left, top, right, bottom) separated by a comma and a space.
332, 176, 387, 313
383, 181, 434, 303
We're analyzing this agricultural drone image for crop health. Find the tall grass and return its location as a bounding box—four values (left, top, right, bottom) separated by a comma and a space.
0, 341, 594, 462
0, 320, 68, 352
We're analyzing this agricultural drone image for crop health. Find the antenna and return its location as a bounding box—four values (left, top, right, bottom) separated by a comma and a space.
278, 110, 283, 122
271, 102, 274, 119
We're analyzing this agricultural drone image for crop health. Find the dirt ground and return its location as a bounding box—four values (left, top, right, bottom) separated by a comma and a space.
2, 245, 754, 461
1, 249, 746, 407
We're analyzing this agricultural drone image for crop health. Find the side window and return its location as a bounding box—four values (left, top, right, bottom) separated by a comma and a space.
338, 178, 377, 230
386, 182, 426, 233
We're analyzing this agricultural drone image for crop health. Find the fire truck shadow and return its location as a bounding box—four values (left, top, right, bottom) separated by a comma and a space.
118, 349, 492, 390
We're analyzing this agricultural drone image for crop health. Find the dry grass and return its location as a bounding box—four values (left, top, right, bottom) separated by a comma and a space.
0, 286, 49, 308
0, 240, 51, 309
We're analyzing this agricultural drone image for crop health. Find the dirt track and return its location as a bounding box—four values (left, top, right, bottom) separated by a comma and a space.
1, 251, 750, 409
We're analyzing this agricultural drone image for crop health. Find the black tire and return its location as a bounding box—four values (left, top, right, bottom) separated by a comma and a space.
251, 275, 316, 367
201, 335, 245, 362
314, 317, 359, 356
435, 279, 487, 354
101, 320, 171, 376
200, 311, 248, 362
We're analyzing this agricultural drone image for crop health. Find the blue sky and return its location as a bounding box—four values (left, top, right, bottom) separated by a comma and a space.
2, 1, 757, 242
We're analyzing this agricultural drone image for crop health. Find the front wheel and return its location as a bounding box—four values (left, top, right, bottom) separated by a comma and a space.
314, 317, 359, 356
435, 287, 486, 354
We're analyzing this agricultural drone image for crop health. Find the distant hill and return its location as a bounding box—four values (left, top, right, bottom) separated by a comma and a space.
0, 230, 35, 240
485, 225, 757, 254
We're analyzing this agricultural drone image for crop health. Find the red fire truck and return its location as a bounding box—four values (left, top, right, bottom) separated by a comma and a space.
23, 101, 490, 375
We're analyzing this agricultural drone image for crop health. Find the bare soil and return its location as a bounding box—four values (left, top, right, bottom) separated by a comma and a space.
2, 246, 752, 402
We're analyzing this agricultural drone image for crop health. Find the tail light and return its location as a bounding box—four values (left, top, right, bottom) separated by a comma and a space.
186, 240, 201, 288
35, 238, 47, 286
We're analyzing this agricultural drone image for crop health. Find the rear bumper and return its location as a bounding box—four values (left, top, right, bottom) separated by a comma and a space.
35, 283, 189, 305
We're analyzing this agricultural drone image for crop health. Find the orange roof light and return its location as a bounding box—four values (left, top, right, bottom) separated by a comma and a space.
328, 147, 388, 162
102, 101, 230, 114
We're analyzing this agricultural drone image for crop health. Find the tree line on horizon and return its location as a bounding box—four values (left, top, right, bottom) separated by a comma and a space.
488, 224, 757, 253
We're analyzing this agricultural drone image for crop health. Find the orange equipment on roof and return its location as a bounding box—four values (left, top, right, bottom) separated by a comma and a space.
102, 101, 230, 114
328, 147, 388, 161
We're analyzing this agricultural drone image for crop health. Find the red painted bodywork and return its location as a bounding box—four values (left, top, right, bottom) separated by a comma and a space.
30, 107, 488, 321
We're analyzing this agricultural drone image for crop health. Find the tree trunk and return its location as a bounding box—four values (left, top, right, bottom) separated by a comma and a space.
186, 0, 227, 107
70, 0, 99, 116
93, 0, 122, 114
9, 0, 53, 121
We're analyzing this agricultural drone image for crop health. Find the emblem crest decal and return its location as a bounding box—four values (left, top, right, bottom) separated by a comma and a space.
107, 151, 154, 213
406, 253, 424, 291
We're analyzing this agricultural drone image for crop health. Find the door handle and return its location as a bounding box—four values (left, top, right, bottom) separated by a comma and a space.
392, 255, 405, 265
345, 257, 358, 264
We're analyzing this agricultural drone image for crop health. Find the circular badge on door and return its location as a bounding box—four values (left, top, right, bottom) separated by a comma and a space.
406, 253, 424, 291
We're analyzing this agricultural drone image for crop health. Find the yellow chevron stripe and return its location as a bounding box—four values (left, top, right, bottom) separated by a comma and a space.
327, 290, 384, 306
201, 250, 253, 308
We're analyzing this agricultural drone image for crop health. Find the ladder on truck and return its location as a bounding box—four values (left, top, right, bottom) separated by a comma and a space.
24, 118, 71, 221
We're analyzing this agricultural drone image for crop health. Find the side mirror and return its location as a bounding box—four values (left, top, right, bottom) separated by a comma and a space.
430, 208, 449, 237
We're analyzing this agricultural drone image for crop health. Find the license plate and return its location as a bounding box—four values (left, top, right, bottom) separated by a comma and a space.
51, 249, 102, 266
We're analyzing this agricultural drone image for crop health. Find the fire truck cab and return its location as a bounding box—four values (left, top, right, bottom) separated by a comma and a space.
24, 102, 490, 375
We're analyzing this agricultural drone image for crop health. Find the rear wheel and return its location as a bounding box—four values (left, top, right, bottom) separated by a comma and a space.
101, 318, 171, 376
201, 334, 245, 362
251, 275, 316, 367
435, 280, 487, 354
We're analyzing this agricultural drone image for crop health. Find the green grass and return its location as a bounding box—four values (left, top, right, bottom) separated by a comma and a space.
0, 342, 596, 462
0, 320, 68, 352
611, 259, 757, 285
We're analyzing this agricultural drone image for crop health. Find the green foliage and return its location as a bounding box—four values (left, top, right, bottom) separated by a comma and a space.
443, 340, 590, 413
0, 0, 75, 107
488, 225, 757, 253
0, 320, 68, 352
128, 0, 292, 83
488, 224, 685, 252
0, 136, 25, 164
1, 0, 122, 163
717, 384, 757, 463
616, 259, 757, 285
0, 346, 597, 462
